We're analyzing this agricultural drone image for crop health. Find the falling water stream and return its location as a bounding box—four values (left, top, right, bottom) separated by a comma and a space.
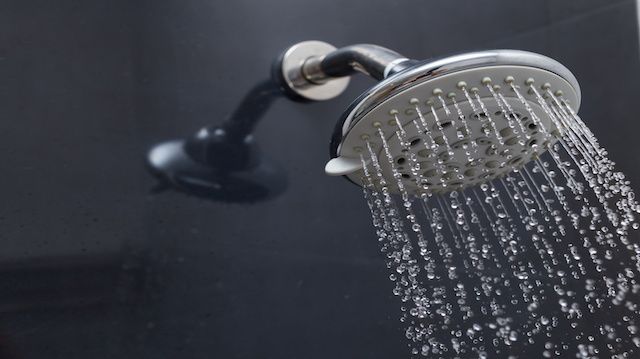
358, 85, 640, 358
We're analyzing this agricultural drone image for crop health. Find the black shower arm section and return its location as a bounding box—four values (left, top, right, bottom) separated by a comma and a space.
182, 79, 281, 169
209, 79, 281, 140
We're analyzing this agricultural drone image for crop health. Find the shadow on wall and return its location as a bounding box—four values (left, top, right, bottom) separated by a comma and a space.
146, 79, 287, 203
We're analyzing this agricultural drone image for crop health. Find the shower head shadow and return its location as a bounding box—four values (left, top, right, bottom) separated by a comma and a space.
273, 41, 581, 196
146, 79, 287, 203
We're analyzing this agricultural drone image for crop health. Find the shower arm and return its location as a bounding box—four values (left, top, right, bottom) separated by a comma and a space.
301, 44, 416, 82
275, 41, 418, 101
180, 43, 417, 169
183, 79, 281, 169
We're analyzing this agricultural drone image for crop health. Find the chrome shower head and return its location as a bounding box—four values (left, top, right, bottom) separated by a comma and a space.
275, 41, 581, 195
274, 41, 640, 359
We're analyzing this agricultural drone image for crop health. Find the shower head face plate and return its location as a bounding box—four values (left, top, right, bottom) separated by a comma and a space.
325, 50, 581, 195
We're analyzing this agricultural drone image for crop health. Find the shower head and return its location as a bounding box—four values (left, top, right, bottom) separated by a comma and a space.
143, 40, 640, 357
275, 41, 581, 195
275, 41, 640, 358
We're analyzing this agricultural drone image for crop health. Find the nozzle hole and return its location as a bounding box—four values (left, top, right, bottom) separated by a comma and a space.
423, 169, 438, 178
485, 160, 499, 169
509, 156, 524, 165
505, 136, 519, 146
417, 149, 433, 158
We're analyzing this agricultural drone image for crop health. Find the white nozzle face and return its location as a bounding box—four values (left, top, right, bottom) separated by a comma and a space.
329, 63, 580, 194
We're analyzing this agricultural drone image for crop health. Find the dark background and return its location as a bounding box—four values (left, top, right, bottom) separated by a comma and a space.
0, 0, 638, 358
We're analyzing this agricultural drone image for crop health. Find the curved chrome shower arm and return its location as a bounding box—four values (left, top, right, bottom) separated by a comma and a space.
302, 44, 414, 82
274, 41, 417, 101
